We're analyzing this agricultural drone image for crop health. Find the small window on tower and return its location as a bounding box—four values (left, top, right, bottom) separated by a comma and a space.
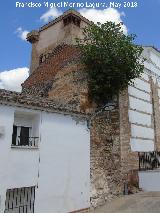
63, 14, 81, 27
39, 55, 43, 64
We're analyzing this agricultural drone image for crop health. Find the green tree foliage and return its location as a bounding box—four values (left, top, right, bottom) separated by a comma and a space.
76, 22, 145, 105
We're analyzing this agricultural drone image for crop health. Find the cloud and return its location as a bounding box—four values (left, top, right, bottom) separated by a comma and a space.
16, 27, 29, 41
79, 8, 127, 34
40, 8, 62, 22
0, 68, 29, 92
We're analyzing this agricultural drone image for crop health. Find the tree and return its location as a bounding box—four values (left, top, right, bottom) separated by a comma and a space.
76, 22, 145, 105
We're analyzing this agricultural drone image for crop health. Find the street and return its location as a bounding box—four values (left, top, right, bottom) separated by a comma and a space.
92, 192, 160, 213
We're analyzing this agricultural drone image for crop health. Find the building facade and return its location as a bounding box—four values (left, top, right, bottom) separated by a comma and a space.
1, 9, 160, 213
0, 91, 90, 213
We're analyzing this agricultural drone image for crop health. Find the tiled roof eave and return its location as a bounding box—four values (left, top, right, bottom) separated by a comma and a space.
0, 89, 90, 119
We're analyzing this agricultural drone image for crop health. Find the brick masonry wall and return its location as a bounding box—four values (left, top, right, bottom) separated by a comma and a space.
22, 45, 82, 97
90, 90, 140, 208
48, 64, 93, 113
90, 107, 123, 208
23, 44, 94, 113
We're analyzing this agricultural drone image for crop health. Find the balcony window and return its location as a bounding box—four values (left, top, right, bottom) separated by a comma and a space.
11, 111, 40, 148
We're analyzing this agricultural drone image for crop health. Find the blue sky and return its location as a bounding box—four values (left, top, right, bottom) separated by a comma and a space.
0, 0, 160, 91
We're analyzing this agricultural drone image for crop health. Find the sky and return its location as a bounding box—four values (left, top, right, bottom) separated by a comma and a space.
0, 0, 160, 91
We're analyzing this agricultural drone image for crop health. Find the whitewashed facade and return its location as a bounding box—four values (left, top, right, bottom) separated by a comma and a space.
129, 47, 160, 152
0, 104, 90, 213
128, 47, 160, 191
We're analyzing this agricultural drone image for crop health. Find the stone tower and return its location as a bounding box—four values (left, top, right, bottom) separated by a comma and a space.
22, 10, 93, 112
27, 10, 91, 74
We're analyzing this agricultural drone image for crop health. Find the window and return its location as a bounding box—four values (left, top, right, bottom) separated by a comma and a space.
63, 14, 81, 27
12, 111, 40, 148
5, 187, 35, 213
39, 54, 43, 64
12, 126, 33, 147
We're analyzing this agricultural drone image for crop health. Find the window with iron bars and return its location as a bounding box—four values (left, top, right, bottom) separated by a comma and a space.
4, 186, 35, 213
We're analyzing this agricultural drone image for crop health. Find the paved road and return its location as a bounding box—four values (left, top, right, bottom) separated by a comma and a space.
91, 192, 160, 213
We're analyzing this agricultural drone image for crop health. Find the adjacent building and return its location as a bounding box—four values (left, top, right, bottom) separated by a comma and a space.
0, 91, 90, 213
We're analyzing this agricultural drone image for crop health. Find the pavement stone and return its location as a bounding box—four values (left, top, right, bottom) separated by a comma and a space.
91, 192, 160, 213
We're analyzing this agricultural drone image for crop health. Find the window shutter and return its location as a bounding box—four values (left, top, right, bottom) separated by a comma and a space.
12, 125, 17, 145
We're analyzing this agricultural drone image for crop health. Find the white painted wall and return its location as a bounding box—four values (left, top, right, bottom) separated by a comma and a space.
133, 78, 151, 93
130, 138, 154, 152
0, 104, 90, 213
139, 170, 160, 191
140, 72, 149, 81
144, 60, 160, 77
150, 52, 160, 68
0, 106, 40, 213
0, 106, 38, 188
35, 112, 90, 213
131, 124, 154, 140
128, 47, 160, 152
128, 47, 160, 191
129, 96, 152, 114
129, 110, 152, 126
128, 47, 160, 155
128, 86, 150, 102
142, 47, 160, 74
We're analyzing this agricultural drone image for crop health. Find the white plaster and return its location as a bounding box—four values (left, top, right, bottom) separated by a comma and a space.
128, 86, 150, 102
0, 106, 39, 196
129, 110, 151, 126
130, 138, 154, 152
37, 21, 88, 53
133, 78, 151, 93
139, 170, 160, 191
38, 21, 66, 53
131, 124, 154, 140
144, 60, 160, 77
35, 112, 90, 213
150, 51, 160, 69
140, 72, 149, 81
129, 96, 152, 114
143, 47, 160, 76
0, 104, 90, 213
142, 48, 150, 59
